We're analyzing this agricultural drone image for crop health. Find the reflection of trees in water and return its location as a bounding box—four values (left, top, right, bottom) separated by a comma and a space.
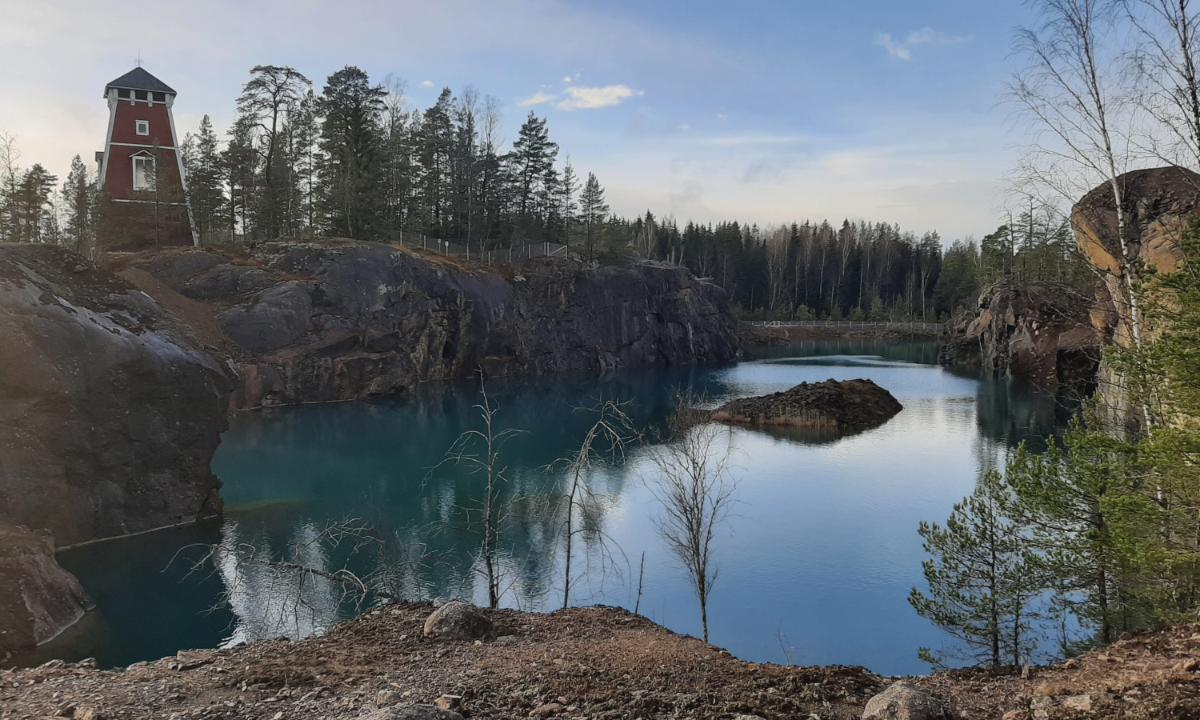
217, 519, 342, 645
973, 377, 1074, 452
751, 339, 942, 365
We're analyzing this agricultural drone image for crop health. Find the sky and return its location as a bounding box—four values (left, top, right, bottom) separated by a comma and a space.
0, 0, 1042, 242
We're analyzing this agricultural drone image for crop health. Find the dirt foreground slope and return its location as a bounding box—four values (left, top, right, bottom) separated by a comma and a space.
2, 604, 1199, 720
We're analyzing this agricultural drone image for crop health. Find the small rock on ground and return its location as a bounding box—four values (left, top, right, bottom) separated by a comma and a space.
422, 601, 495, 641
862, 681, 953, 720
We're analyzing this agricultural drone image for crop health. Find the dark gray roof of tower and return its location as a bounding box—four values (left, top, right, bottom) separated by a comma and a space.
104, 67, 176, 96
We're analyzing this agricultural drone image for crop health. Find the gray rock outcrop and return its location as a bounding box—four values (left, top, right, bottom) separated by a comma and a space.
0, 524, 91, 659
0, 245, 234, 654
123, 242, 739, 409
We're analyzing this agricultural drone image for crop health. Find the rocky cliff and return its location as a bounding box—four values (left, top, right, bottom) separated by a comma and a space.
118, 242, 739, 409
940, 283, 1102, 392
0, 245, 234, 655
940, 168, 1200, 396
1072, 167, 1200, 428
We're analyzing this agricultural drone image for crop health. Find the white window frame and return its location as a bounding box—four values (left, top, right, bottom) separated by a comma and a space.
132, 154, 156, 191
135, 119, 149, 136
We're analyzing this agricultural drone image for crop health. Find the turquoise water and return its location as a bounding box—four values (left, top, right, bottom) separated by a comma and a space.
30, 341, 1070, 675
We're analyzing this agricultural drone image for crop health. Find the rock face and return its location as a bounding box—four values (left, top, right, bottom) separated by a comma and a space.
1072, 167, 1200, 429
0, 245, 234, 653
1072, 167, 1200, 348
0, 245, 234, 545
123, 242, 739, 409
940, 284, 1101, 392
711, 379, 902, 437
0, 524, 91, 658
422, 601, 494, 641
861, 682, 953, 720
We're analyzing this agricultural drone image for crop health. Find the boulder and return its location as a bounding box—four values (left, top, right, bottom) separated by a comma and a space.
710, 379, 902, 437
359, 706, 464, 720
422, 600, 494, 641
125, 243, 739, 409
861, 682, 953, 720
0, 524, 91, 657
1072, 167, 1200, 431
1072, 167, 1200, 348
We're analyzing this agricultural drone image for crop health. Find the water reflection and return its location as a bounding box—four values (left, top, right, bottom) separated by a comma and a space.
31, 342, 1073, 675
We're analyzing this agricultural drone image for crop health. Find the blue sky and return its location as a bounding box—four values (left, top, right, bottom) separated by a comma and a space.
1, 0, 1040, 240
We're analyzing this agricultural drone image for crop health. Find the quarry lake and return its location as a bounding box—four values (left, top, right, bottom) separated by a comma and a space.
35, 341, 1070, 676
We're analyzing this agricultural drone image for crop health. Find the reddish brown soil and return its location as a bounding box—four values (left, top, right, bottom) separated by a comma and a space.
3, 605, 1199, 720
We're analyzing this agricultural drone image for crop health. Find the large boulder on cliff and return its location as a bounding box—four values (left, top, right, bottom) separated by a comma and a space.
121, 242, 739, 409
0, 245, 234, 547
940, 283, 1101, 391
1072, 168, 1200, 430
0, 524, 91, 658
710, 379, 902, 438
1073, 167, 1200, 347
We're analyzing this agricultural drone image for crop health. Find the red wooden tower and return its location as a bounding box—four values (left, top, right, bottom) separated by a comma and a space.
96, 67, 197, 248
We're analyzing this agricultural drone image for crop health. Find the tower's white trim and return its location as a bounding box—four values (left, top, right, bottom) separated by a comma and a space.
165, 93, 199, 246
98, 90, 117, 190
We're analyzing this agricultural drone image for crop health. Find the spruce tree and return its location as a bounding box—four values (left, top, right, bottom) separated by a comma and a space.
578, 172, 608, 262
185, 116, 227, 246
61, 155, 91, 255
316, 66, 386, 240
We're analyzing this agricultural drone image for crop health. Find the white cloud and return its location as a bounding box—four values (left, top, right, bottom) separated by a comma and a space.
518, 90, 556, 107
556, 84, 640, 111
420, 79, 435, 88
875, 27, 972, 61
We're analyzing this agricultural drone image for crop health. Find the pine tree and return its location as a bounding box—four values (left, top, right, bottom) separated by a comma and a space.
557, 160, 578, 249
236, 65, 311, 239
418, 88, 455, 239
60, 155, 92, 255
1005, 429, 1143, 648
578, 172, 608, 262
508, 112, 558, 254
13, 164, 56, 243
316, 66, 387, 239
223, 115, 258, 241
185, 116, 227, 246
291, 90, 322, 234
910, 469, 1040, 668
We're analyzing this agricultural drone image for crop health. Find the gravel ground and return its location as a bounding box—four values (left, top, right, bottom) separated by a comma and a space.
2, 603, 1199, 720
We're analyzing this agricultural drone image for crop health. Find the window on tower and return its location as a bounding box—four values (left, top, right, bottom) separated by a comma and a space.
132, 155, 156, 191
136, 120, 149, 136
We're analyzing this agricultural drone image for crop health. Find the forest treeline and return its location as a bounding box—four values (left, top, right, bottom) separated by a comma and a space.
0, 62, 1087, 321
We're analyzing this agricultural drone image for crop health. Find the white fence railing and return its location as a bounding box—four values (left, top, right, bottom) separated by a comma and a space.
748, 320, 943, 335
